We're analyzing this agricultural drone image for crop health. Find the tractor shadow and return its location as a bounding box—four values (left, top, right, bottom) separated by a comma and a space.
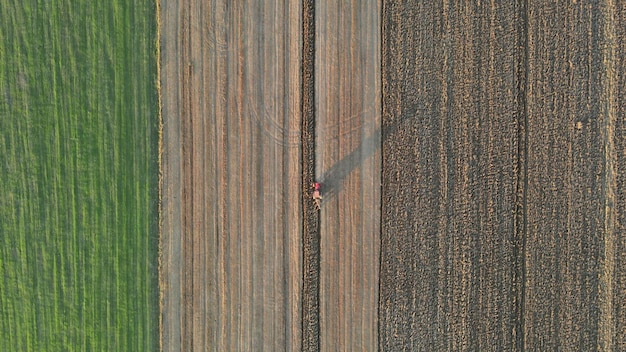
316, 112, 411, 202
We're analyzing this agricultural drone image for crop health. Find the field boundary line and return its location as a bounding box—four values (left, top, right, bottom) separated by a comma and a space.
155, 0, 164, 350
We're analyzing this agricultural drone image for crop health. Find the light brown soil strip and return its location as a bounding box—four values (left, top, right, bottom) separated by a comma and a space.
316, 0, 381, 350
160, 0, 304, 350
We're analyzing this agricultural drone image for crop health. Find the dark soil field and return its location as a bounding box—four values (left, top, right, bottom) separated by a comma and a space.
381, 1, 625, 351
160, 0, 625, 351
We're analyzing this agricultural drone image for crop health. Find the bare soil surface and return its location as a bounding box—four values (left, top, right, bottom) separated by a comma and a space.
380, 1, 626, 351
380, 3, 524, 350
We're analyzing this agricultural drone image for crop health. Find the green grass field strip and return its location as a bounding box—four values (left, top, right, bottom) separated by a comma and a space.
0, 0, 159, 350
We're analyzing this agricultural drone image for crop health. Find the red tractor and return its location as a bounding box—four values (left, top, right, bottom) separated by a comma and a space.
312, 182, 322, 210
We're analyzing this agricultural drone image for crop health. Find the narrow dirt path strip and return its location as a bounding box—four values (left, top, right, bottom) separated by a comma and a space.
301, 0, 320, 350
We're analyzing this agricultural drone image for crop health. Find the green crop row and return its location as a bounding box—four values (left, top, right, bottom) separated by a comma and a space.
0, 0, 159, 350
